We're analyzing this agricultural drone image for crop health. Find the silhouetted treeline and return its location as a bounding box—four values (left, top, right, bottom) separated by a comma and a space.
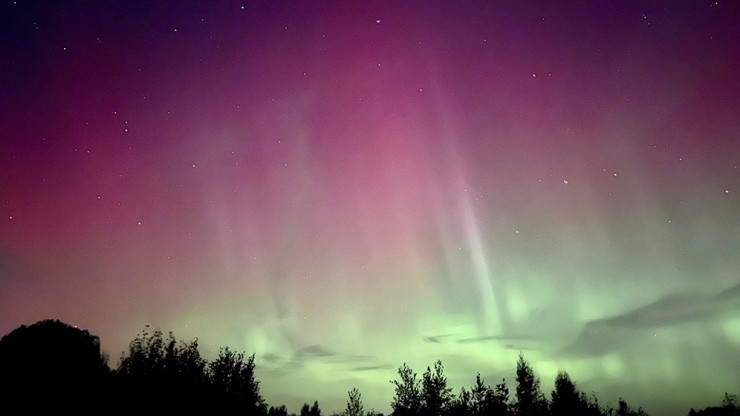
0, 320, 265, 414
389, 356, 642, 416
114, 325, 266, 413
688, 394, 740, 416
385, 356, 738, 416
0, 320, 737, 416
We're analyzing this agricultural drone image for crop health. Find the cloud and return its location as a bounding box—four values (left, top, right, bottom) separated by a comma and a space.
258, 344, 338, 372
289, 345, 388, 371
295, 344, 335, 358
565, 284, 740, 356
503, 344, 534, 351
262, 353, 283, 363
715, 282, 740, 302
350, 364, 394, 372
423, 334, 456, 343
590, 293, 712, 329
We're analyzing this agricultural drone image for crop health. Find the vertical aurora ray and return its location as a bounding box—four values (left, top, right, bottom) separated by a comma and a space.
458, 181, 508, 335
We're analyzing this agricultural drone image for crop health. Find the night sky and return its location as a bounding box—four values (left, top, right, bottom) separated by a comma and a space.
1, 1, 739, 415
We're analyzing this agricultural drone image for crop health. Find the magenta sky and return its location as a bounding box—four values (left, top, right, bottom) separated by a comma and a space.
1, 2, 739, 415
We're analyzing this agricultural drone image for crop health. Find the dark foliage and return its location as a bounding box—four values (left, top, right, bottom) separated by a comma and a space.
421, 360, 454, 416
347, 387, 365, 416
689, 394, 740, 416
471, 373, 511, 416
2, 319, 737, 416
270, 404, 290, 416
550, 371, 602, 416
388, 358, 658, 416
390, 361, 455, 416
115, 327, 212, 412
448, 373, 510, 416
514, 354, 548, 416
301, 401, 322, 416
0, 319, 110, 413
210, 347, 266, 413
391, 363, 423, 416
612, 398, 649, 416
115, 326, 266, 413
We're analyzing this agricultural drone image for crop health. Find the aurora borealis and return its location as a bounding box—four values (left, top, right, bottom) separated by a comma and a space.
1, 1, 739, 414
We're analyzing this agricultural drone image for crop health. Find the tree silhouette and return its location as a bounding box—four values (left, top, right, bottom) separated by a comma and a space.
449, 386, 472, 416
469, 374, 490, 416
117, 327, 166, 378
391, 363, 423, 416
550, 371, 584, 416
302, 401, 322, 416
688, 393, 740, 416
422, 360, 453, 416
312, 401, 322, 416
514, 354, 547, 416
169, 336, 208, 391
10, 319, 731, 416
611, 398, 648, 416
115, 327, 213, 412
269, 405, 290, 416
467, 373, 511, 416
491, 378, 513, 416
210, 347, 266, 414
723, 393, 739, 413
0, 319, 110, 413
347, 387, 365, 416
115, 325, 266, 413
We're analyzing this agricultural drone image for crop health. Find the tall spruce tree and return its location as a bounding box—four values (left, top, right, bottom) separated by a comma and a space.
514, 354, 546, 416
